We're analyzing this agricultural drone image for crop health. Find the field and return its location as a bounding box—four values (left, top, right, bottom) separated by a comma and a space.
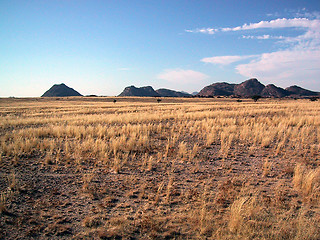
0, 97, 319, 239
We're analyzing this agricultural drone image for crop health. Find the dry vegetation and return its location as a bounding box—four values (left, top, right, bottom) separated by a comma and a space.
0, 96, 319, 239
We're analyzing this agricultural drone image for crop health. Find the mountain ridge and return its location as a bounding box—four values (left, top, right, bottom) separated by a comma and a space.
118, 86, 160, 97
118, 86, 192, 97
285, 85, 319, 97
155, 89, 192, 97
42, 80, 320, 98
198, 78, 320, 98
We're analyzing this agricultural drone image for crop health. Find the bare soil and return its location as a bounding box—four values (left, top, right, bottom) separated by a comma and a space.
0, 97, 319, 239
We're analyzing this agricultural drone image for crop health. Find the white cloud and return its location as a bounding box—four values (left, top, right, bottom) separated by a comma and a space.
236, 49, 320, 89
201, 55, 258, 65
186, 17, 320, 53
185, 11, 320, 90
192, 14, 320, 90
242, 35, 285, 40
157, 69, 209, 83
185, 28, 217, 34
186, 18, 320, 40
294, 9, 320, 19
242, 35, 270, 40
221, 18, 319, 31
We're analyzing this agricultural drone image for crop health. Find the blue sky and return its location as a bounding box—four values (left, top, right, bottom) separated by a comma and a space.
1, 0, 320, 96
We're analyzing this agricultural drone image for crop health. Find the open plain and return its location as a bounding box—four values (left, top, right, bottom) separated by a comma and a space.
0, 97, 319, 239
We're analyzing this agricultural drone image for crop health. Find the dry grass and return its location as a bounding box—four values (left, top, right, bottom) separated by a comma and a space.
262, 158, 272, 177
0, 191, 11, 214
0, 96, 319, 239
293, 163, 320, 203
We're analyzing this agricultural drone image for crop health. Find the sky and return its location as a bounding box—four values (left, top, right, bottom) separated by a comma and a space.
1, 0, 320, 97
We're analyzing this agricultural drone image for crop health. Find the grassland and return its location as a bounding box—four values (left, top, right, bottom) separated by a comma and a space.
0, 96, 319, 239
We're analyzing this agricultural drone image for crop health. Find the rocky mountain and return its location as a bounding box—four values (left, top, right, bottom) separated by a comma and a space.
261, 84, 290, 98
119, 86, 193, 97
198, 78, 264, 97
286, 85, 320, 96
233, 78, 265, 97
156, 89, 192, 97
118, 80, 320, 98
198, 78, 319, 98
41, 83, 82, 97
198, 82, 236, 96
118, 86, 160, 97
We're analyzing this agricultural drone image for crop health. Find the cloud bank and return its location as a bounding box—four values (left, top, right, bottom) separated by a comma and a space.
221, 18, 319, 32
188, 14, 320, 89
186, 17, 320, 35
236, 49, 320, 88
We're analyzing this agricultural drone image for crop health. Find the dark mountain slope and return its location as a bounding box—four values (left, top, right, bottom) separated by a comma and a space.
198, 82, 236, 96
261, 84, 290, 98
156, 88, 192, 97
118, 86, 160, 97
41, 84, 82, 97
286, 85, 320, 96
233, 78, 265, 97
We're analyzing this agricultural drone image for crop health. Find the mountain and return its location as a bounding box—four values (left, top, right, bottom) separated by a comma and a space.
233, 78, 265, 97
119, 86, 192, 97
198, 79, 320, 98
198, 82, 236, 96
118, 86, 160, 97
156, 88, 192, 97
119, 80, 320, 98
41, 83, 82, 97
261, 84, 290, 98
198, 78, 264, 97
285, 85, 320, 96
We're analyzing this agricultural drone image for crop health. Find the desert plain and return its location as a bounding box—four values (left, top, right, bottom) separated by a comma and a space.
0, 97, 319, 239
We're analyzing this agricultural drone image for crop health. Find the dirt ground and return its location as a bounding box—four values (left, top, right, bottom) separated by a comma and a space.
0, 97, 319, 239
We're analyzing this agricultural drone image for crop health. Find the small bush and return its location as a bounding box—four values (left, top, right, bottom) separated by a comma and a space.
252, 95, 262, 102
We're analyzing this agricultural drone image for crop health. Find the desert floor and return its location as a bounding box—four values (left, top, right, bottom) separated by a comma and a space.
0, 97, 319, 239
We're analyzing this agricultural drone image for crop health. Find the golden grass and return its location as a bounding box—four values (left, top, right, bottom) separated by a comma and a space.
0, 97, 319, 239
293, 163, 320, 203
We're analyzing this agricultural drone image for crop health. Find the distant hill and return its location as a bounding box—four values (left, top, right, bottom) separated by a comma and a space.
261, 84, 290, 98
233, 78, 265, 97
156, 88, 192, 97
286, 85, 320, 97
118, 86, 160, 97
41, 83, 82, 97
198, 82, 236, 96
118, 80, 320, 98
118, 86, 193, 97
198, 78, 320, 98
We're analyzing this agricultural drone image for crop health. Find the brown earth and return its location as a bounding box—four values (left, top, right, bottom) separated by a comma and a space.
0, 97, 319, 239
